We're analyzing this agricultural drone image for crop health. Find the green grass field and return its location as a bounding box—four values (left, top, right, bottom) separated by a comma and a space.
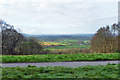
46, 45, 90, 50
1, 64, 119, 78
2, 53, 119, 63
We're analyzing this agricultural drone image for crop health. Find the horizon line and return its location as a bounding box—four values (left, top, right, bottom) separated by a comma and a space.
22, 33, 95, 35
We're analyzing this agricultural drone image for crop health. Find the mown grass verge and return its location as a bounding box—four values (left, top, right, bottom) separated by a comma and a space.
1, 53, 119, 63
1, 64, 119, 78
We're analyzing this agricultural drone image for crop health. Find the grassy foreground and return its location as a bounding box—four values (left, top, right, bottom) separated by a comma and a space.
2, 53, 119, 63
1, 64, 119, 78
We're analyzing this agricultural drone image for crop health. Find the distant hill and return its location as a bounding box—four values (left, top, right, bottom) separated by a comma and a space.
21, 33, 31, 37
30, 34, 94, 41
31, 34, 94, 37
20, 33, 94, 41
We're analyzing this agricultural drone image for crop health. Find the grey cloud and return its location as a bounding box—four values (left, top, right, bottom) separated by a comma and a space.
0, 0, 118, 34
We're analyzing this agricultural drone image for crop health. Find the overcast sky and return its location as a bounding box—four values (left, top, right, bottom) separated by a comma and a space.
0, 0, 119, 35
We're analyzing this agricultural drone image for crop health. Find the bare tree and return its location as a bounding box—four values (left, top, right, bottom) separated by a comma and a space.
116, 22, 120, 53
91, 26, 115, 53
0, 20, 24, 55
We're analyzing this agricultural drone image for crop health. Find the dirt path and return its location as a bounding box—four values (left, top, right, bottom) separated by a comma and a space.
1, 60, 119, 68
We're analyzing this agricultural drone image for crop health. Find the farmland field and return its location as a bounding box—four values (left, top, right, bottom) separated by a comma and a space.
46, 45, 90, 50
1, 64, 119, 78
2, 53, 119, 63
40, 38, 91, 50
